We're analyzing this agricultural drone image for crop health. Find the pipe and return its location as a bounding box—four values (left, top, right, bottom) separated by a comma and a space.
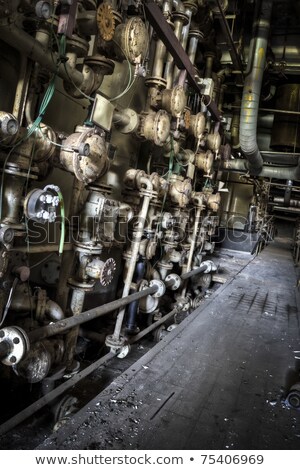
63, 288, 86, 369
173, 5, 194, 83
222, 159, 300, 181
0, 21, 84, 87
181, 264, 207, 280
45, 300, 64, 322
239, 0, 273, 172
273, 197, 300, 208
181, 205, 202, 296
28, 285, 158, 343
112, 177, 154, 341
129, 306, 179, 343
126, 260, 146, 333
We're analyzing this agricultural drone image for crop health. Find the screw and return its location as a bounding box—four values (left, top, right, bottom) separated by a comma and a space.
13, 337, 20, 344
10, 356, 17, 364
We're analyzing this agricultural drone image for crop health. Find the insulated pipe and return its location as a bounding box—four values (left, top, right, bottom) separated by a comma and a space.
28, 285, 158, 343
239, 0, 273, 172
0, 21, 84, 87
222, 159, 300, 180
112, 177, 154, 341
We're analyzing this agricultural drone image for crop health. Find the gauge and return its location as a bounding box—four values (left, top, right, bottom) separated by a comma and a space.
1, 116, 19, 136
35, 1, 52, 20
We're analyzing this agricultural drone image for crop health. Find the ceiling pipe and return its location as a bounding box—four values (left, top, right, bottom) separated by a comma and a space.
239, 0, 273, 173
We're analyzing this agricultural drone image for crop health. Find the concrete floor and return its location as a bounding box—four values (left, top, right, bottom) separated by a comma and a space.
39, 235, 300, 450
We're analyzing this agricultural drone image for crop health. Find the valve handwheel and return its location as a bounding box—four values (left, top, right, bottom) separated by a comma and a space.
97, 3, 116, 41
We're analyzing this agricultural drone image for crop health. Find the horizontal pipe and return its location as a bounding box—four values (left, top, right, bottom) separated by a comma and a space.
9, 243, 73, 253
28, 285, 158, 343
222, 159, 300, 181
181, 264, 207, 280
0, 22, 83, 86
229, 105, 300, 116
129, 307, 179, 343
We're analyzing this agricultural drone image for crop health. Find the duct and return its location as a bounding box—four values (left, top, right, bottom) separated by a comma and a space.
261, 152, 300, 165
222, 159, 300, 181
239, 0, 273, 173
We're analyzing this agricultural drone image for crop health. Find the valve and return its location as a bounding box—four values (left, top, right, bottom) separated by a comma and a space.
24, 186, 60, 223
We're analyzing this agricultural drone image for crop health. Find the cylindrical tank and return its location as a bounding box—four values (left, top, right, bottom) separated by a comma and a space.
271, 84, 300, 151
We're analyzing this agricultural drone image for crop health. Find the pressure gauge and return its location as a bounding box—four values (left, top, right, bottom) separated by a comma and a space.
1, 115, 19, 136
35, 1, 53, 19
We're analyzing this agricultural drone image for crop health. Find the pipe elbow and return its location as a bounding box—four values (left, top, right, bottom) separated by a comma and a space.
45, 300, 64, 321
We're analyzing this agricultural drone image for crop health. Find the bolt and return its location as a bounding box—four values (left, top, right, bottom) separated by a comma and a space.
10, 356, 17, 364
13, 337, 20, 344
0, 331, 4, 339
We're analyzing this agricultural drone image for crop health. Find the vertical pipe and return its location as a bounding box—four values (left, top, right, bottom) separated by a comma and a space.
63, 288, 86, 369
112, 178, 153, 341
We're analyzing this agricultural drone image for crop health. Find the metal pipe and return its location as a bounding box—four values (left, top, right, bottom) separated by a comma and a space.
164, 18, 184, 87
222, 159, 300, 181
28, 285, 158, 343
112, 177, 154, 341
126, 260, 146, 333
45, 300, 65, 322
173, 6, 193, 83
229, 105, 300, 116
239, 0, 273, 172
273, 197, 300, 208
63, 288, 86, 368
181, 205, 202, 296
9, 243, 73, 253
0, 21, 84, 86
181, 264, 207, 280
129, 307, 179, 343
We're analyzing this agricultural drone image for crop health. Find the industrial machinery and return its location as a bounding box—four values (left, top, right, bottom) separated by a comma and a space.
0, 0, 300, 434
